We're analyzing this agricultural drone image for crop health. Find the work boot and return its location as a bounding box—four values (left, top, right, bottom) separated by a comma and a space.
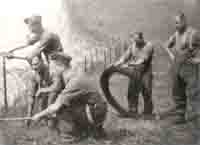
92, 125, 107, 139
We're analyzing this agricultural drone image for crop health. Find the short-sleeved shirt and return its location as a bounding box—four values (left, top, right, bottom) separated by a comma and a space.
55, 70, 99, 106
26, 30, 63, 59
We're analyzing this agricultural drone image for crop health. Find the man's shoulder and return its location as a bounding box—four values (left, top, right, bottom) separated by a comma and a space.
41, 30, 60, 41
145, 41, 154, 52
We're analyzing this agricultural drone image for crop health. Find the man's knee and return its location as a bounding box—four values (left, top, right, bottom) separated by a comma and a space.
27, 96, 35, 106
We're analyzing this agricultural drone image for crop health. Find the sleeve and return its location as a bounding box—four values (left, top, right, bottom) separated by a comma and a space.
54, 77, 83, 106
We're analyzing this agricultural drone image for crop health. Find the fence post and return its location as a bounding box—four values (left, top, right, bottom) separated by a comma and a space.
95, 48, 98, 62
109, 47, 112, 64
84, 55, 87, 72
2, 57, 8, 112
104, 50, 106, 69
90, 50, 93, 71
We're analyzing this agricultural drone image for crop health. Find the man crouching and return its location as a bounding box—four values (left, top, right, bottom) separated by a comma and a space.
32, 52, 108, 140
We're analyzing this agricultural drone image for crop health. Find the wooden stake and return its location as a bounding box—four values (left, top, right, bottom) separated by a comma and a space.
2, 57, 8, 111
84, 55, 87, 72
109, 47, 112, 64
104, 50, 106, 69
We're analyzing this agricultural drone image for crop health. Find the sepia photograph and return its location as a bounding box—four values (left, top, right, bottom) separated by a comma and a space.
0, 0, 200, 145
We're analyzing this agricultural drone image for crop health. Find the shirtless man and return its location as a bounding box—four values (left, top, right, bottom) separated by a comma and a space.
24, 55, 50, 127
113, 32, 154, 118
32, 52, 108, 139
165, 12, 200, 125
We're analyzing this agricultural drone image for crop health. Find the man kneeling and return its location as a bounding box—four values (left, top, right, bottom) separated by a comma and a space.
32, 52, 107, 139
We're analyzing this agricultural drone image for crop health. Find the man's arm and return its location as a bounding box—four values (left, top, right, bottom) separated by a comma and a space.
36, 74, 63, 97
9, 34, 38, 53
32, 98, 62, 121
115, 46, 131, 66
164, 33, 176, 60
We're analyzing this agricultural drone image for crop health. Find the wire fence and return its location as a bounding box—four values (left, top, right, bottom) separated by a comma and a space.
82, 42, 126, 73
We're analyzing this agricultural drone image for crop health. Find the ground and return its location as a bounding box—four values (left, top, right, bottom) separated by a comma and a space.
0, 44, 199, 145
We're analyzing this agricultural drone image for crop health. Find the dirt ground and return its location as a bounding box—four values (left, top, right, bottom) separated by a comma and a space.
0, 44, 199, 145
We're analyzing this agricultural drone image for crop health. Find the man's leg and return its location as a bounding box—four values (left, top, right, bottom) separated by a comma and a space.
26, 96, 35, 127
171, 72, 187, 124
127, 79, 139, 114
141, 71, 153, 116
47, 92, 60, 133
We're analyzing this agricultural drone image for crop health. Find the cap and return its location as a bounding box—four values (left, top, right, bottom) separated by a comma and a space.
24, 15, 42, 25
50, 52, 72, 65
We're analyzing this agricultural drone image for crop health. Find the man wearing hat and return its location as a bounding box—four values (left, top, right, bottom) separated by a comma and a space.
32, 52, 107, 140
112, 32, 154, 119
8, 14, 63, 64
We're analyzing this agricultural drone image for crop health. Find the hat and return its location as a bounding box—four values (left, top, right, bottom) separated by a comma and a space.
24, 15, 42, 24
50, 52, 72, 65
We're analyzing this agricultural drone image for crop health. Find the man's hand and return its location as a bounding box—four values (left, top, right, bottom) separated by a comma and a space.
31, 113, 42, 122
35, 88, 47, 97
5, 52, 15, 59
113, 61, 123, 67
35, 88, 46, 97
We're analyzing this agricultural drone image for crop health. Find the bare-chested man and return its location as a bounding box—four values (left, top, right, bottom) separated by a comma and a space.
113, 32, 154, 119
24, 55, 50, 127
165, 12, 200, 126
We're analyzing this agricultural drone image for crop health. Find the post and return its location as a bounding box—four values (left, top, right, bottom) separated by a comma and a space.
109, 47, 112, 64
95, 48, 98, 62
84, 55, 87, 72
104, 50, 106, 69
90, 50, 93, 70
2, 57, 8, 111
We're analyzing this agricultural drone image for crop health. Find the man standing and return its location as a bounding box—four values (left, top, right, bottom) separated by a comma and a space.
113, 32, 154, 118
8, 14, 63, 64
165, 12, 200, 125
32, 52, 108, 140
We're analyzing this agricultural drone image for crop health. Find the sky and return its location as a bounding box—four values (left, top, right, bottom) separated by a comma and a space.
0, 0, 69, 50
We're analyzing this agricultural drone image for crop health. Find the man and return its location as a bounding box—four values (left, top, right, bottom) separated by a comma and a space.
112, 32, 154, 118
8, 14, 63, 64
165, 12, 200, 125
24, 55, 50, 127
32, 52, 108, 140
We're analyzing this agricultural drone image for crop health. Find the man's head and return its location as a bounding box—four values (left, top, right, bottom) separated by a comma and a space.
174, 12, 187, 32
24, 15, 43, 33
130, 32, 145, 46
30, 55, 43, 72
49, 52, 72, 73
